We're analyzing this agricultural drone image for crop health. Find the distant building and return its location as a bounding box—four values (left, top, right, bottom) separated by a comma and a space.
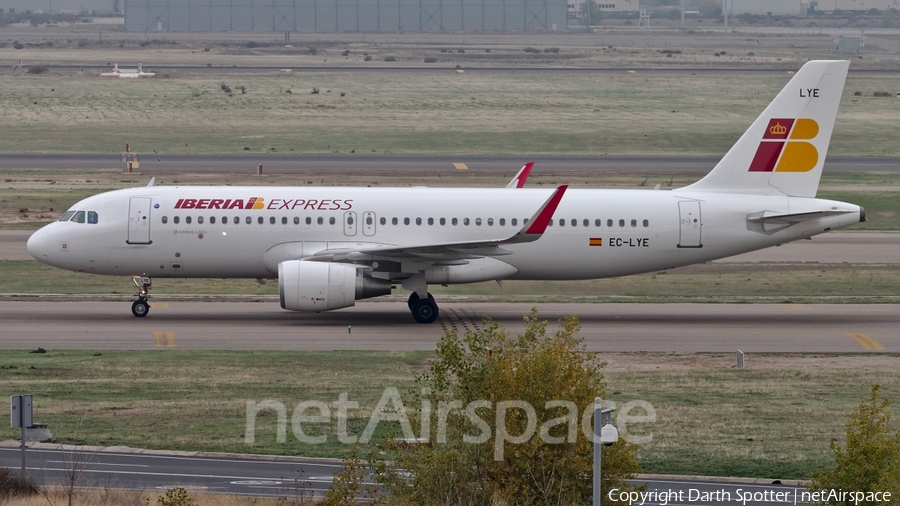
124, 0, 568, 31
810, 0, 900, 11
569, 0, 638, 14
729, 0, 804, 16
0, 0, 120, 15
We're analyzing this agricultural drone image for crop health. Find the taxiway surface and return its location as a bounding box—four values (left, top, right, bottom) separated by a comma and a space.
1, 301, 897, 353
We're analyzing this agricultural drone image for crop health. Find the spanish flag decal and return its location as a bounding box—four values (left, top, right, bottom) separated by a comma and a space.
589, 238, 603, 246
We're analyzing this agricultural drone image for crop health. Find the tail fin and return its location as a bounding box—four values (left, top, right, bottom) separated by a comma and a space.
682, 60, 849, 198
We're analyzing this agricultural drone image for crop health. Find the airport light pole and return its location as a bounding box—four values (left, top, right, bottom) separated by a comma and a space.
592, 397, 618, 506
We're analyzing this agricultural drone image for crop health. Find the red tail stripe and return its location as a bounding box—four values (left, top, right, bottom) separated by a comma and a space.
525, 185, 568, 234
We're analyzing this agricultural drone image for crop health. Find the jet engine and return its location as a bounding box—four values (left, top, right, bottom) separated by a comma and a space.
278, 260, 392, 312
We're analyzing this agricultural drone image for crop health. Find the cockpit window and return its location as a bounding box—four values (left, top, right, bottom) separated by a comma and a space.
71, 211, 86, 224
58, 211, 76, 222
87, 211, 99, 224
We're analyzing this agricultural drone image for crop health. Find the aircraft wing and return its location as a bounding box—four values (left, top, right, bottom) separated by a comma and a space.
505, 162, 534, 188
306, 185, 567, 262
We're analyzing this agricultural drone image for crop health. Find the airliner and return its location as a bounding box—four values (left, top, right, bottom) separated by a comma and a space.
27, 60, 864, 323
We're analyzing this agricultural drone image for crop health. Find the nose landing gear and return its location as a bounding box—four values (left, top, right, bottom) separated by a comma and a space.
131, 276, 151, 317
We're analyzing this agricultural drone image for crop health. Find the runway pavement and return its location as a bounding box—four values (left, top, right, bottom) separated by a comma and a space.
1, 300, 897, 352
1, 153, 897, 172
0, 445, 807, 504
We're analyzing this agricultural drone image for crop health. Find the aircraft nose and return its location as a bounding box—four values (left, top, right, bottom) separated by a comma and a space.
27, 228, 51, 263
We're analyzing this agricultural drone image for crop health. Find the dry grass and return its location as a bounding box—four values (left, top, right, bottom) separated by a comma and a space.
0, 70, 897, 156
1, 486, 299, 505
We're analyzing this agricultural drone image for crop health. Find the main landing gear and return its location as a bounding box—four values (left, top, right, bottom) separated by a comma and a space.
131, 276, 152, 317
408, 292, 439, 324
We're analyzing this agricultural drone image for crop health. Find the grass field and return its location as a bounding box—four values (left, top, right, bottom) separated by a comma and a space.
0, 349, 897, 479
0, 70, 898, 156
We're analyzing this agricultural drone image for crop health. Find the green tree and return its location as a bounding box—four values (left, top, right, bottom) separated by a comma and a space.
809, 384, 900, 505
363, 309, 641, 506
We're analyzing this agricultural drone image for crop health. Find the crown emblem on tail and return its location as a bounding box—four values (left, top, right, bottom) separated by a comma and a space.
769, 122, 787, 136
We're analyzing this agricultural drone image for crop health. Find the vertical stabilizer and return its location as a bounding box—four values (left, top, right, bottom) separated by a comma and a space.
681, 60, 849, 197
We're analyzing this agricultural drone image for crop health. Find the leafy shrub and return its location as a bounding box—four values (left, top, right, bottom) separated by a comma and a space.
311, 87, 319, 94
457, 48, 465, 53
424, 57, 437, 63
156, 487, 197, 506
384, 56, 396, 62
341, 49, 350, 56
13, 43, 24, 49
854, 90, 863, 96
543, 47, 560, 53
27, 65, 49, 74
364, 55, 372, 61
809, 384, 900, 502
523, 47, 541, 53
308, 46, 318, 55
873, 91, 892, 97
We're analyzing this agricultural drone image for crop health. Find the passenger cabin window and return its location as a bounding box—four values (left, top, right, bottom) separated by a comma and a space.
475, 218, 482, 226
643, 219, 649, 227
174, 216, 180, 224
317, 217, 324, 225
161, 216, 168, 224
464, 218, 470, 226
234, 216, 240, 225
294, 217, 300, 225
619, 219, 625, 227
71, 211, 86, 224
246, 216, 252, 224
404, 218, 410, 225
631, 219, 637, 227
258, 217, 264, 225
452, 218, 458, 226
198, 216, 205, 224
380, 217, 386, 225
428, 217, 434, 226
440, 218, 446, 226
392, 217, 398, 225
572, 219, 577, 227
607, 219, 613, 227
487, 218, 494, 226
416, 218, 422, 226
210, 217, 216, 224
58, 211, 76, 222
329, 217, 336, 225
583, 219, 589, 227
595, 219, 601, 227
88, 211, 99, 224
306, 217, 312, 225
511, 218, 517, 226
270, 217, 276, 225
185, 216, 192, 224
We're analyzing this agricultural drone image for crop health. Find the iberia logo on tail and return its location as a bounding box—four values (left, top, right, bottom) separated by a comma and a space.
748, 118, 819, 173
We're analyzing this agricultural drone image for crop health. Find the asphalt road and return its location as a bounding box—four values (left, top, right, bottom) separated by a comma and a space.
1, 300, 897, 352
1, 153, 898, 173
0, 446, 807, 504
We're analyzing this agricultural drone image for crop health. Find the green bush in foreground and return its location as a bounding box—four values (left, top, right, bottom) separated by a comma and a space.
808, 384, 900, 505
329, 309, 641, 505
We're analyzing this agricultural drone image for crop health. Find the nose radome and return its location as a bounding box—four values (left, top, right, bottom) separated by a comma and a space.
27, 228, 50, 262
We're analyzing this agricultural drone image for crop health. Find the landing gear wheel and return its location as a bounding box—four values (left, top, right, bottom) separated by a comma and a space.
407, 292, 434, 310
132, 298, 150, 318
411, 297, 439, 324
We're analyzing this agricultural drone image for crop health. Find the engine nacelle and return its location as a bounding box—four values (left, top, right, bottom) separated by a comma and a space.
279, 260, 392, 312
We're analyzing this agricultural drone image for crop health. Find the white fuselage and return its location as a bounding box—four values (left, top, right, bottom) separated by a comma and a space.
27, 185, 863, 283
